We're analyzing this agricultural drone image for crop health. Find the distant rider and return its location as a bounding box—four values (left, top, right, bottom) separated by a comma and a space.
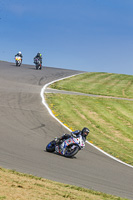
15, 51, 23, 58
55, 127, 90, 150
15, 51, 23, 62
34, 52, 42, 65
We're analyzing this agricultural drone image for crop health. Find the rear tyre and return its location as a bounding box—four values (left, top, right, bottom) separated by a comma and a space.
46, 140, 56, 152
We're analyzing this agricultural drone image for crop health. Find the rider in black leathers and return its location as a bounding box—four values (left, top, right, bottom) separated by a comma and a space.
34, 52, 42, 64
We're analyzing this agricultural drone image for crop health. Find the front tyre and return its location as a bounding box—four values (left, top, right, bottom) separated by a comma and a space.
36, 65, 38, 70
39, 64, 42, 70
18, 62, 21, 67
64, 144, 79, 157
46, 140, 56, 152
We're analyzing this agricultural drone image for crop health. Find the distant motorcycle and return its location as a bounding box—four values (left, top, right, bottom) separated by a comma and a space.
15, 56, 22, 66
34, 58, 42, 70
46, 134, 84, 157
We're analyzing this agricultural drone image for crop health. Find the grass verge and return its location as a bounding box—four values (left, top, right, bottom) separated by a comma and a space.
46, 72, 133, 165
46, 93, 133, 165
0, 167, 129, 200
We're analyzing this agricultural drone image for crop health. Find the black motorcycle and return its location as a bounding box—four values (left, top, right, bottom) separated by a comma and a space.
34, 58, 42, 70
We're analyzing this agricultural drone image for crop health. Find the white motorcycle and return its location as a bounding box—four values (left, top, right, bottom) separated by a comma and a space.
15, 56, 22, 66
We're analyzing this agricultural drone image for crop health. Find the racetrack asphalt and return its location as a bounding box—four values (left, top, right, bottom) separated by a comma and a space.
0, 61, 133, 200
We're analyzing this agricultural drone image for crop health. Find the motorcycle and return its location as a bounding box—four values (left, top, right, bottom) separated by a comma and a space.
15, 56, 22, 66
34, 58, 42, 70
46, 134, 84, 157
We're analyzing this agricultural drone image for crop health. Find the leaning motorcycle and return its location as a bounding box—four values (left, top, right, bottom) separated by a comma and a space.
46, 135, 84, 158
15, 56, 22, 66
34, 58, 42, 70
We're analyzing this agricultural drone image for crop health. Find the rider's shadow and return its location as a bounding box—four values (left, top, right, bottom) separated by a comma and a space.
43, 150, 77, 159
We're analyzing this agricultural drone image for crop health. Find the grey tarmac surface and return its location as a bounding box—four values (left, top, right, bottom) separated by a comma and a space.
0, 61, 133, 200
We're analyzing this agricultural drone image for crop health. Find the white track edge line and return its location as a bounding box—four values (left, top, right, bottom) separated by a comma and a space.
40, 73, 133, 169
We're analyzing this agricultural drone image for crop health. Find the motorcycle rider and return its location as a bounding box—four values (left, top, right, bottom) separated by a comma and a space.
15, 51, 23, 58
55, 127, 90, 151
34, 52, 42, 65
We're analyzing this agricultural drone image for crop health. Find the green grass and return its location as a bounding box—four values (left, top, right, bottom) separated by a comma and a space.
46, 72, 133, 165
50, 72, 133, 99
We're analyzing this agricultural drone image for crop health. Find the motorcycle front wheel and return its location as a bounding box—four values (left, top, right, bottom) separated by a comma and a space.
39, 64, 42, 70
36, 65, 38, 70
46, 140, 56, 152
64, 144, 79, 157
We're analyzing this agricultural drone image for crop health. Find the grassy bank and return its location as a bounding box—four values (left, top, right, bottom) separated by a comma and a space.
46, 72, 133, 165
0, 167, 128, 200
50, 72, 133, 99
46, 94, 133, 165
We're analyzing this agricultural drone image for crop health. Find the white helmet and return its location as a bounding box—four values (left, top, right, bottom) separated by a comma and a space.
18, 51, 21, 54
